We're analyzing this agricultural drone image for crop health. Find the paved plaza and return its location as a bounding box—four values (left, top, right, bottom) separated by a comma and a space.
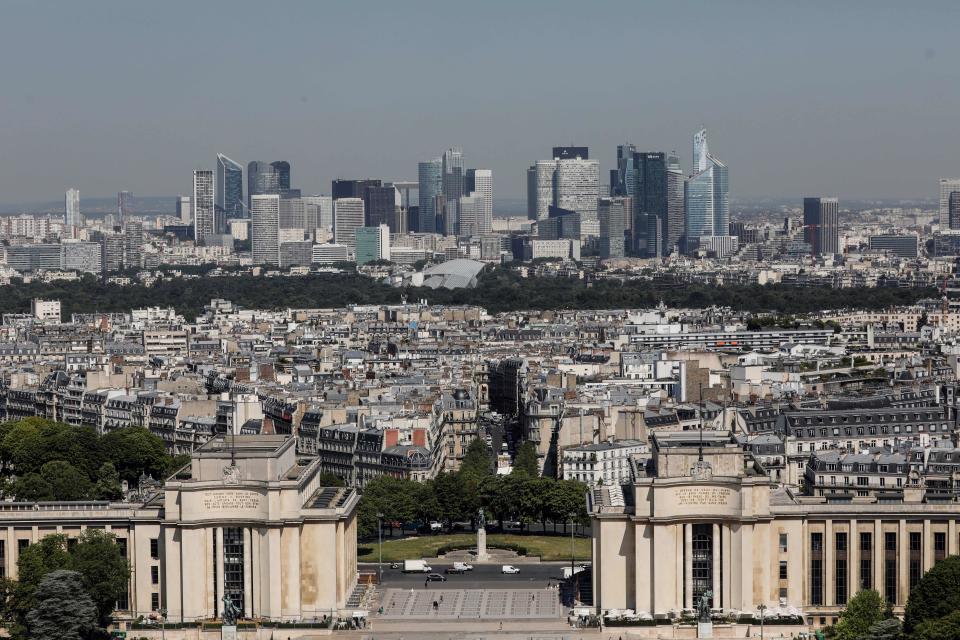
379, 588, 564, 620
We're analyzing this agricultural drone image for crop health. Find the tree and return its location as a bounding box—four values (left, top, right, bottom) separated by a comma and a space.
9, 535, 72, 640
100, 428, 168, 485
913, 609, 960, 640
859, 617, 901, 640
460, 438, 492, 478
513, 441, 539, 477
39, 461, 92, 501
8, 472, 54, 501
69, 529, 130, 627
904, 555, 960, 634
315, 472, 346, 487
93, 463, 122, 501
25, 570, 97, 640
832, 589, 886, 640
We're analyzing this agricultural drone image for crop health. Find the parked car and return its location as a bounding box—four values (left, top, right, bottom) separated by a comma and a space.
501, 565, 520, 574
426, 573, 446, 582
390, 562, 401, 569
429, 521, 443, 532
445, 562, 473, 574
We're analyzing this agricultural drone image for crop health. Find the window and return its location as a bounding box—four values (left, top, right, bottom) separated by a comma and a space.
150, 566, 159, 585
811, 533, 824, 606
223, 527, 245, 616
836, 532, 848, 605
884, 532, 897, 604
860, 532, 872, 591
0, 540, 5, 578
116, 537, 127, 558
17, 540, 29, 556
780, 560, 788, 580
935, 532, 947, 563
150, 538, 159, 560
909, 532, 922, 592
779, 533, 788, 553
151, 592, 160, 611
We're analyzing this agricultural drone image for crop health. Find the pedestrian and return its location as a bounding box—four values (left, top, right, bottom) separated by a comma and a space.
440, 594, 444, 603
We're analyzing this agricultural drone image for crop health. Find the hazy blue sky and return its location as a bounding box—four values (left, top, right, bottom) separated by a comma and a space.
1, 0, 958, 205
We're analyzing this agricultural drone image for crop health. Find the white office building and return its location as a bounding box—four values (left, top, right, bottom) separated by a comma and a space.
303, 195, 334, 235
562, 439, 647, 486
192, 170, 215, 244
250, 194, 280, 265
528, 155, 599, 231
312, 243, 350, 264
333, 198, 364, 252
64, 188, 81, 237
176, 196, 192, 224
471, 169, 493, 235
939, 178, 960, 229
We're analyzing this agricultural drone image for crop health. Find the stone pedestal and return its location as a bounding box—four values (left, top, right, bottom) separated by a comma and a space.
476, 527, 490, 560
698, 621, 713, 638
222, 625, 237, 640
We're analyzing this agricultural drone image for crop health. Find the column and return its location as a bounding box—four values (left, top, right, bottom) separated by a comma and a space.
873, 520, 883, 602
215, 527, 225, 618
721, 524, 732, 610
922, 520, 932, 573
898, 519, 908, 606
712, 523, 721, 608
684, 523, 693, 610
824, 520, 834, 607
850, 520, 859, 596
243, 527, 253, 618
949, 519, 958, 556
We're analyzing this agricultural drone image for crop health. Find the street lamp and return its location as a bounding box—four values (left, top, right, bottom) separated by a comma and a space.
757, 603, 767, 640
569, 512, 576, 580
377, 512, 384, 584
159, 608, 167, 640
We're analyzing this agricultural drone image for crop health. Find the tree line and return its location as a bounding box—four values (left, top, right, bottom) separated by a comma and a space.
356, 440, 589, 539
0, 418, 190, 502
0, 267, 937, 321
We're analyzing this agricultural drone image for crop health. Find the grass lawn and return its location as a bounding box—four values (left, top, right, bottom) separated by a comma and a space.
357, 533, 591, 562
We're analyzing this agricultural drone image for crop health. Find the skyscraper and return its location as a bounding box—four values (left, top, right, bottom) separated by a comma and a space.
192, 169, 215, 244
418, 159, 443, 234
355, 225, 391, 265
303, 195, 333, 233
553, 155, 600, 230
442, 147, 464, 236
684, 128, 728, 248
216, 154, 244, 221
271, 161, 291, 191
247, 161, 280, 206
250, 194, 280, 265
331, 179, 380, 201
176, 196, 192, 224
633, 152, 667, 257
279, 189, 305, 231
333, 198, 365, 252
124, 219, 144, 269
364, 185, 399, 230
950, 192, 960, 231
65, 188, 81, 237
598, 197, 627, 259
941, 178, 960, 229
803, 197, 840, 255
118, 191, 134, 225
665, 152, 685, 253
463, 169, 493, 236
611, 143, 637, 198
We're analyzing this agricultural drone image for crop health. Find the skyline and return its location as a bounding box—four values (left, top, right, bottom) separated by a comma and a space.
2, 1, 960, 205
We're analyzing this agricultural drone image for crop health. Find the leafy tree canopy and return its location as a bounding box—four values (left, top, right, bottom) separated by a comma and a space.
25, 570, 97, 640
904, 555, 960, 633
832, 589, 887, 640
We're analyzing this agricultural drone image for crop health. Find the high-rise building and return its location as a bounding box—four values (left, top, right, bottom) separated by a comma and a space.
803, 197, 840, 255
331, 179, 381, 201
939, 178, 960, 229
216, 154, 244, 222
633, 152, 667, 257
949, 191, 960, 231
333, 198, 365, 252
458, 194, 485, 238
100, 233, 125, 273
528, 150, 599, 234
418, 159, 443, 234
611, 143, 637, 198
118, 190, 134, 229
65, 189, 81, 237
467, 169, 493, 236
552, 146, 589, 160
355, 225, 391, 265
442, 148, 464, 236
868, 235, 919, 258
271, 161, 291, 191
192, 170, 215, 244
684, 128, 728, 249
665, 152, 685, 254
364, 185, 399, 230
63, 241, 102, 274
250, 194, 280, 265
598, 197, 627, 259
247, 161, 281, 206
176, 196, 192, 224
278, 189, 304, 231
124, 220, 145, 269
303, 195, 333, 234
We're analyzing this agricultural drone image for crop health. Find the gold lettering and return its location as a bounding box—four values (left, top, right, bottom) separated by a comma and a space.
676, 487, 731, 506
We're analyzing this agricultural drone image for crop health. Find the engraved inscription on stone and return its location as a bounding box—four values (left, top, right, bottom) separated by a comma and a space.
676, 487, 731, 506
201, 490, 262, 511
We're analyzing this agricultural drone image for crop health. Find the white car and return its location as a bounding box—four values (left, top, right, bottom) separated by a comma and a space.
429, 521, 443, 532
501, 565, 520, 574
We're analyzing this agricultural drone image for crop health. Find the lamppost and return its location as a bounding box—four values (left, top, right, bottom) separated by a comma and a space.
757, 603, 767, 640
377, 512, 384, 584
569, 512, 577, 579
160, 608, 167, 640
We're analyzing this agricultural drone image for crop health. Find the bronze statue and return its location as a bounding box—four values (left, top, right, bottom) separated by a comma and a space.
697, 590, 713, 623
222, 595, 241, 626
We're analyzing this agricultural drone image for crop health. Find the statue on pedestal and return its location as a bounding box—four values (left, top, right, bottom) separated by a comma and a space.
222, 595, 241, 626
697, 590, 713, 622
